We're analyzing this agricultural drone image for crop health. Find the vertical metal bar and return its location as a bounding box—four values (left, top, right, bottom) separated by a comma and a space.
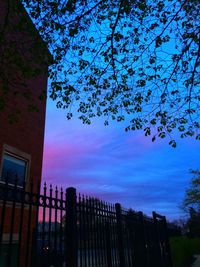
112, 205, 118, 267
48, 184, 53, 246
86, 196, 91, 267
78, 194, 83, 267
123, 218, 128, 267
25, 181, 33, 267
54, 186, 58, 267
42, 183, 47, 253
17, 181, 26, 267
96, 199, 101, 267
163, 216, 173, 267
85, 196, 88, 267
89, 197, 94, 267
145, 220, 151, 267
106, 221, 112, 267
108, 204, 112, 266
102, 202, 107, 267
0, 179, 9, 259
59, 187, 63, 262
152, 211, 162, 267
115, 203, 125, 267
98, 200, 103, 266
7, 179, 18, 267
99, 200, 103, 266
138, 211, 148, 267
47, 184, 53, 266
149, 220, 155, 267
93, 199, 98, 267
65, 187, 78, 267
124, 213, 129, 267
82, 196, 87, 267
30, 181, 40, 267
127, 212, 132, 267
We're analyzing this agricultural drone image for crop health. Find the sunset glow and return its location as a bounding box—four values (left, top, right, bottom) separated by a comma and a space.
42, 99, 200, 221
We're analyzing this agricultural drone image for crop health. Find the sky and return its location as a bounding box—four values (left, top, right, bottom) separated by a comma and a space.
41, 98, 200, 222
22, 0, 200, 222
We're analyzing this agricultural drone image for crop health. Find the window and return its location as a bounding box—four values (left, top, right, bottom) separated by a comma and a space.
1, 153, 28, 187
0, 234, 19, 267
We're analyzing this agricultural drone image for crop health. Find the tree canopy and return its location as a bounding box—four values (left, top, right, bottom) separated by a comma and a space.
2, 0, 200, 145
182, 170, 200, 237
183, 170, 200, 212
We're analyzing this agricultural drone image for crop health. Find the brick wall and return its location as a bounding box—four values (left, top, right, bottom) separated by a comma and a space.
0, 0, 50, 189
0, 73, 48, 189
0, 2, 50, 265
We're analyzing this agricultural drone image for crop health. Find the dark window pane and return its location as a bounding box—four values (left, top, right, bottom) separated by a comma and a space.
0, 243, 19, 267
1, 154, 27, 186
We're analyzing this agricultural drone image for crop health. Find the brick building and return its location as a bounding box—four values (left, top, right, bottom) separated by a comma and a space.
0, 0, 50, 189
0, 0, 51, 265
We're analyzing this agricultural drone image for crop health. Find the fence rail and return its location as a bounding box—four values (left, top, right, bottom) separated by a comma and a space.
0, 181, 173, 267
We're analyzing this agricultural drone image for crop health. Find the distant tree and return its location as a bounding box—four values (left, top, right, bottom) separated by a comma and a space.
187, 207, 200, 237
183, 170, 200, 212
182, 170, 200, 237
167, 219, 184, 236
1, 0, 200, 145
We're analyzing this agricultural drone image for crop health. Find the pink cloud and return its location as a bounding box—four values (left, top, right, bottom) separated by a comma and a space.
42, 130, 115, 181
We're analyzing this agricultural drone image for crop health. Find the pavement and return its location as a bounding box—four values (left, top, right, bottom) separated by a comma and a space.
192, 255, 200, 267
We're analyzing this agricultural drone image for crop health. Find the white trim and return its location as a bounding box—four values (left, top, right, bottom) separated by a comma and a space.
2, 234, 19, 243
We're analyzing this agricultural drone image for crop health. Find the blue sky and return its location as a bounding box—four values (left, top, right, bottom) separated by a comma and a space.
42, 98, 199, 221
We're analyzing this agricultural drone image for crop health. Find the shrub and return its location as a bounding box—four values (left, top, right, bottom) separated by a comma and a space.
170, 237, 200, 267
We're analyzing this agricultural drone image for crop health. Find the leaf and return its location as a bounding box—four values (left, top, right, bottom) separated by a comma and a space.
158, 132, 166, 138
149, 56, 156, 64
155, 36, 162, 48
144, 127, 151, 136
169, 140, 177, 148
150, 119, 156, 125
196, 135, 200, 140
69, 25, 79, 37
136, 80, 146, 87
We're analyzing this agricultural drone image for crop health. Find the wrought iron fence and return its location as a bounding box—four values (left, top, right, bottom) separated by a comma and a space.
0, 180, 173, 267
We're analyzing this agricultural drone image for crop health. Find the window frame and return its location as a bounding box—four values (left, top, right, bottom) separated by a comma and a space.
0, 144, 31, 188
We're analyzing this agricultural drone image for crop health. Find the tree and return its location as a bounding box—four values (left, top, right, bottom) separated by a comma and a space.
183, 170, 200, 212
1, 0, 200, 145
182, 170, 200, 237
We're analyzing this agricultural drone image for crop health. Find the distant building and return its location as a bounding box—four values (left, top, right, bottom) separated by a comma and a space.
0, 0, 51, 266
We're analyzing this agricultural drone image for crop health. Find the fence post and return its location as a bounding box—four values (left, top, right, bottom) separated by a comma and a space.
105, 222, 112, 267
152, 211, 163, 267
163, 216, 173, 267
115, 203, 125, 267
138, 211, 148, 267
65, 187, 78, 267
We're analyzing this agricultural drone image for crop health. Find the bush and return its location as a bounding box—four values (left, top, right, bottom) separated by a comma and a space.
170, 237, 200, 267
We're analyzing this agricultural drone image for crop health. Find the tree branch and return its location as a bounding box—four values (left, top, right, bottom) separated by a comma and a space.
110, 0, 123, 84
